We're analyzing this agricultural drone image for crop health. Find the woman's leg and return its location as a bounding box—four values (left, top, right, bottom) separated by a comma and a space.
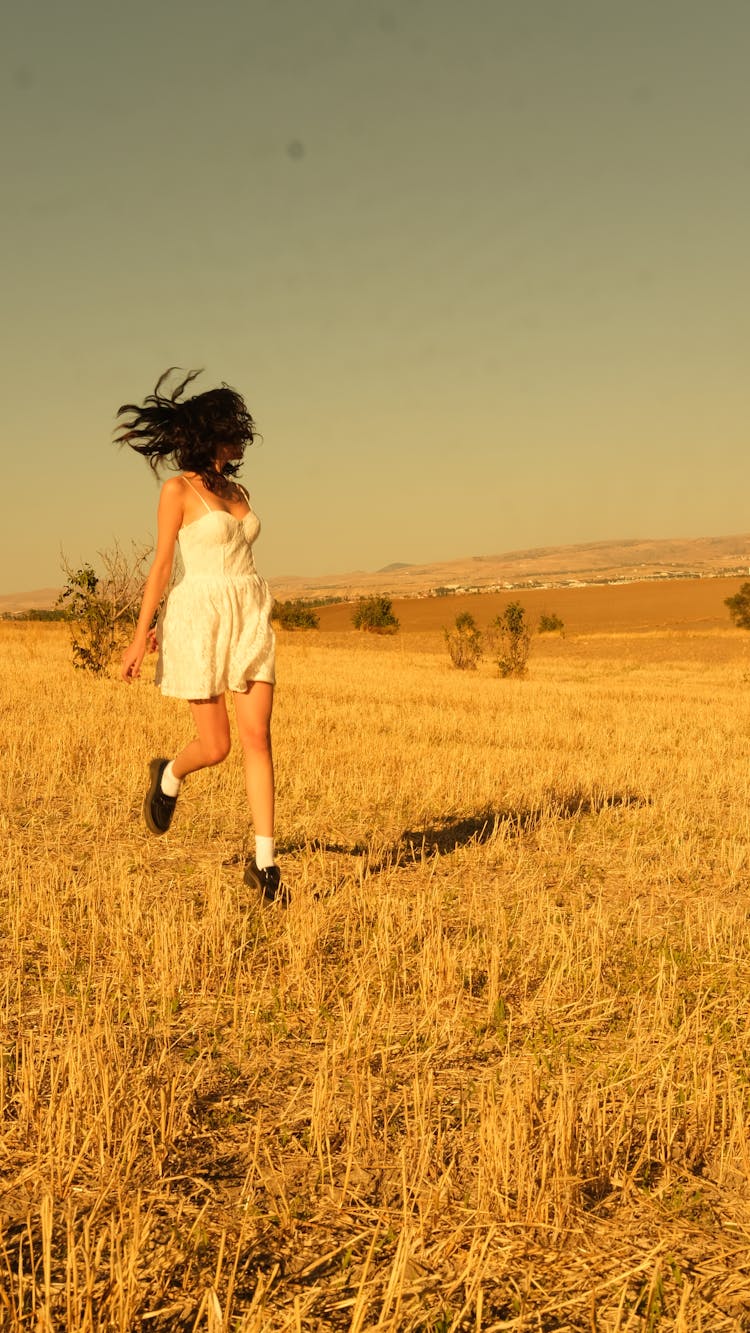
233, 683, 274, 837
144, 696, 231, 837
172, 696, 232, 779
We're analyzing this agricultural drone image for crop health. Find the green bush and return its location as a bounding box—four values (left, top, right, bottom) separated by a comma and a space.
538, 611, 565, 634
445, 611, 482, 669
725, 583, 750, 630
272, 599, 320, 629
490, 600, 531, 678
352, 595, 399, 634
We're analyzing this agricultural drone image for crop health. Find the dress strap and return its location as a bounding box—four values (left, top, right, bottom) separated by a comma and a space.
181, 475, 213, 512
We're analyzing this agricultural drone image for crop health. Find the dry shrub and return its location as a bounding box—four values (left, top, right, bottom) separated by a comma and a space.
444, 611, 482, 670
57, 540, 152, 673
490, 600, 531, 678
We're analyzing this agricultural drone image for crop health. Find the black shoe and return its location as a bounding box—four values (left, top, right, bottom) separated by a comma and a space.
143, 758, 178, 835
243, 858, 289, 905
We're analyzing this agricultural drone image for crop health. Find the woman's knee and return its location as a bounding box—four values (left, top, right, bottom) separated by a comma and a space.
202, 734, 232, 765
239, 722, 271, 755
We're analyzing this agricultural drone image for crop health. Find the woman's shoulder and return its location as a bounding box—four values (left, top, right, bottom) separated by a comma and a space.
157, 475, 189, 516
161, 474, 190, 498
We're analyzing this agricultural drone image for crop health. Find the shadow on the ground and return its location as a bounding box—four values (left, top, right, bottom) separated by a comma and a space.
279, 789, 647, 877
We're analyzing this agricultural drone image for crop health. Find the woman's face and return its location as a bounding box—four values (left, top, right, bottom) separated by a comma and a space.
214, 441, 244, 468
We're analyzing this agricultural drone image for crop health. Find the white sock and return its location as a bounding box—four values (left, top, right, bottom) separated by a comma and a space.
160, 760, 182, 798
255, 835, 275, 870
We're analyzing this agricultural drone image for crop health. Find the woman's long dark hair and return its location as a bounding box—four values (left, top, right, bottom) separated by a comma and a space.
115, 368, 257, 493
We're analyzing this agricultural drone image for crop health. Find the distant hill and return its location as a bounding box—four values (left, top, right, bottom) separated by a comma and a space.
0, 587, 61, 615
268, 533, 750, 601
4, 534, 750, 611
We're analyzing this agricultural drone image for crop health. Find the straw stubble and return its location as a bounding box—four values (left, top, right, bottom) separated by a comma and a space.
2, 621, 750, 1329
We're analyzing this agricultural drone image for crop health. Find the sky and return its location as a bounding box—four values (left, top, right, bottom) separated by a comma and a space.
3, 0, 750, 591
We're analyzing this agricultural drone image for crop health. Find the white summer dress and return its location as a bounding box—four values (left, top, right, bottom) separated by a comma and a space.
155, 476, 276, 698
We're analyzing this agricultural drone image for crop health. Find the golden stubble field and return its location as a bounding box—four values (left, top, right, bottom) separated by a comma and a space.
4, 603, 750, 1331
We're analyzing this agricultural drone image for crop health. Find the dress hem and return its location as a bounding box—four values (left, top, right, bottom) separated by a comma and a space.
158, 673, 276, 699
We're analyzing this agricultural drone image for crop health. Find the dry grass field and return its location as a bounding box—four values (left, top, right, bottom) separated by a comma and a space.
4, 601, 750, 1330
315, 577, 746, 636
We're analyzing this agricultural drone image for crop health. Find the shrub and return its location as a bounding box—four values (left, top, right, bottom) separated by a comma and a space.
271, 599, 320, 629
352, 595, 399, 634
57, 541, 151, 673
725, 583, 750, 630
57, 565, 118, 673
538, 611, 565, 634
445, 611, 482, 669
490, 600, 531, 678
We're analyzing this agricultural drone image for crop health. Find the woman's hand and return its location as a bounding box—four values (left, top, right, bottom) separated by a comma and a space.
121, 635, 147, 684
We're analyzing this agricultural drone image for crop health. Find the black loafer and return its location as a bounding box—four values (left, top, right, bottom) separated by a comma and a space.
143, 758, 178, 835
243, 858, 289, 905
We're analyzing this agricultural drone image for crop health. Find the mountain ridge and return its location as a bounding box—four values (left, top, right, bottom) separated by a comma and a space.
268, 532, 750, 601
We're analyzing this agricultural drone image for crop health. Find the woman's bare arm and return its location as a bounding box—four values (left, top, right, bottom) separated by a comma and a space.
121, 479, 184, 683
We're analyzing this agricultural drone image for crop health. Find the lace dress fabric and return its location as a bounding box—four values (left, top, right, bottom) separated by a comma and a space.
155, 506, 275, 698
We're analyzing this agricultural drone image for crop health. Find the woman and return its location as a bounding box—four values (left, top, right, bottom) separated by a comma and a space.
117, 368, 285, 903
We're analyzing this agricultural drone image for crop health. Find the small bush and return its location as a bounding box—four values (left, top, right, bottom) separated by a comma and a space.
272, 599, 319, 629
490, 600, 531, 678
445, 612, 482, 669
538, 611, 565, 634
725, 583, 750, 630
352, 595, 399, 634
57, 542, 151, 673
57, 565, 121, 674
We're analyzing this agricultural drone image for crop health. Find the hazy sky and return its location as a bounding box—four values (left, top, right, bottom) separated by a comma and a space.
3, 0, 750, 591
